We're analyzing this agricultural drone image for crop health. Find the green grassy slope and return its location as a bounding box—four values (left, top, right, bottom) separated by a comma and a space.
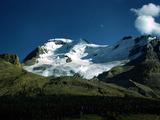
98, 64, 160, 98
0, 54, 160, 120
0, 59, 142, 97
0, 60, 47, 96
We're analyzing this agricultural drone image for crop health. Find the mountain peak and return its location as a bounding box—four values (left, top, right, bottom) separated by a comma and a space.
23, 35, 160, 79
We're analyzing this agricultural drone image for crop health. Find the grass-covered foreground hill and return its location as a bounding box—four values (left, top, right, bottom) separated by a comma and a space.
0, 54, 160, 120
0, 55, 141, 97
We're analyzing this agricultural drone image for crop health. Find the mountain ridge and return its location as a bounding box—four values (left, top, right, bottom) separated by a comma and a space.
98, 36, 160, 97
23, 35, 158, 79
1, 35, 160, 98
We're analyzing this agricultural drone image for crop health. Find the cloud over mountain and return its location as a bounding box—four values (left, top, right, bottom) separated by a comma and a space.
131, 3, 160, 35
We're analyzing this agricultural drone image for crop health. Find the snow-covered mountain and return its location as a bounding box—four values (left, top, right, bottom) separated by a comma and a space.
23, 35, 157, 79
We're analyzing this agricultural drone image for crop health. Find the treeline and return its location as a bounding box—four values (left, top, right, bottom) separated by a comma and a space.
0, 96, 159, 119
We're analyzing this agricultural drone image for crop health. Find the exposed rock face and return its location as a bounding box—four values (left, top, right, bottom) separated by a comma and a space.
0, 54, 20, 66
65, 56, 72, 63
23, 47, 47, 65
122, 36, 132, 40
54, 40, 66, 45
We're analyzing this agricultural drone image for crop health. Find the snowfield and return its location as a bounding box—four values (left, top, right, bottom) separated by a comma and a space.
23, 36, 155, 79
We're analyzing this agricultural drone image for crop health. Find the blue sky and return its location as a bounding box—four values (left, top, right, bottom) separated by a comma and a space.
0, 0, 160, 60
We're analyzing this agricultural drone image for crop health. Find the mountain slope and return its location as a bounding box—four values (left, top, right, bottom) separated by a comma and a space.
23, 36, 154, 79
98, 36, 160, 97
0, 54, 160, 120
0, 54, 143, 97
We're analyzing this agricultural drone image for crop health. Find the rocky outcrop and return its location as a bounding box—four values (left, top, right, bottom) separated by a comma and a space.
0, 54, 20, 66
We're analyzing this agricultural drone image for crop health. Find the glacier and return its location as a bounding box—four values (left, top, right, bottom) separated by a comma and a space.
23, 36, 154, 79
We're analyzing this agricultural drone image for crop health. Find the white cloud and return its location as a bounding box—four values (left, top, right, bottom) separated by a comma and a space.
131, 3, 160, 35
131, 3, 160, 17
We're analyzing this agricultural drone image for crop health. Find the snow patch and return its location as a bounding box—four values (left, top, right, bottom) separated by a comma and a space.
23, 37, 155, 79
